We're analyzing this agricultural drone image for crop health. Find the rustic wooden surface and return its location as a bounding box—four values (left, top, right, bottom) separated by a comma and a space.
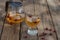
47, 0, 60, 40
0, 0, 60, 40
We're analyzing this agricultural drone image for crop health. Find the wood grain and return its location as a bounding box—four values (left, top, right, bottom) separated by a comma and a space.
47, 0, 60, 40
0, 0, 59, 40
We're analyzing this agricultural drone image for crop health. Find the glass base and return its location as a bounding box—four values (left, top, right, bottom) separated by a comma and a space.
27, 29, 38, 36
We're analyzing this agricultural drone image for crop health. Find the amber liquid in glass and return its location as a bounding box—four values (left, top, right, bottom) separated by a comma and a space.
6, 12, 24, 24
25, 16, 40, 28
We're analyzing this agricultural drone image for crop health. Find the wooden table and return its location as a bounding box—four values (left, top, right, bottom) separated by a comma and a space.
0, 0, 60, 40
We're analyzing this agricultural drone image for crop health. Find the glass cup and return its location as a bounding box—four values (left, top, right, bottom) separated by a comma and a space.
6, 2, 25, 24
25, 14, 40, 36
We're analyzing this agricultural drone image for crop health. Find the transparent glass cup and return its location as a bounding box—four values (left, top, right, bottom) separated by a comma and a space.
25, 14, 40, 36
6, 2, 25, 24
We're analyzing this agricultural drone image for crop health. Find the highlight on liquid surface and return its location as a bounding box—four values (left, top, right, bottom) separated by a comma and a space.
6, 12, 24, 24
25, 15, 40, 28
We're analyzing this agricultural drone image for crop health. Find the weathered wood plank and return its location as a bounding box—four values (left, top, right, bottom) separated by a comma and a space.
1, 23, 20, 40
0, 0, 9, 36
47, 0, 60, 40
35, 0, 57, 40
